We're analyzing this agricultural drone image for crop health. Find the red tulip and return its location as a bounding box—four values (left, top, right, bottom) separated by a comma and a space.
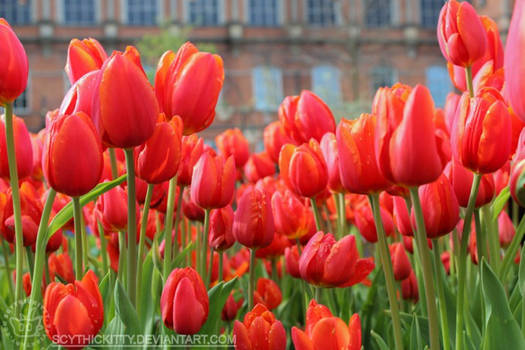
437, 0, 487, 67
233, 304, 286, 350
390, 243, 412, 281
337, 114, 390, 194
0, 114, 33, 179
299, 231, 374, 287
182, 187, 204, 222
393, 196, 413, 236
444, 159, 495, 207
401, 270, 419, 303
233, 186, 274, 248
263, 121, 294, 163
92, 46, 158, 148
253, 278, 282, 310
48, 252, 75, 283
155, 42, 224, 135
208, 205, 235, 251
43, 112, 103, 197
320, 132, 345, 193
190, 153, 235, 209
256, 231, 291, 259
160, 267, 208, 334
135, 114, 183, 184
216, 128, 250, 168
59, 70, 99, 121
454, 88, 511, 173
43, 270, 104, 350
292, 300, 361, 350
354, 201, 394, 243
0, 19, 28, 104
177, 135, 204, 186
222, 292, 243, 321
271, 189, 315, 239
285, 245, 301, 278
65, 38, 106, 84
498, 211, 515, 248
95, 185, 135, 232
244, 151, 275, 183
279, 139, 328, 198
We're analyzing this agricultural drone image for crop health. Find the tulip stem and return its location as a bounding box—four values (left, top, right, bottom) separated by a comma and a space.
207, 247, 214, 288
433, 239, 450, 350
124, 148, 138, 306
171, 185, 184, 261
409, 187, 441, 350
25, 246, 34, 280
117, 230, 127, 284
484, 205, 500, 273
108, 148, 119, 179
73, 196, 84, 279
314, 287, 322, 303
455, 173, 481, 350
368, 193, 404, 350
474, 209, 484, 264
97, 221, 109, 276
2, 240, 14, 298
310, 198, 322, 231
465, 66, 474, 98
4, 102, 24, 315
137, 183, 153, 308
218, 252, 223, 282
248, 248, 256, 310
499, 215, 525, 282
163, 177, 177, 279
200, 209, 211, 285
22, 189, 56, 349
337, 193, 346, 236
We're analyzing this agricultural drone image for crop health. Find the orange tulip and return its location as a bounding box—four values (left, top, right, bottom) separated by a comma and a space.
233, 304, 286, 350
59, 70, 99, 122
0, 19, 28, 104
444, 159, 495, 207
263, 121, 294, 163
177, 135, 204, 186
253, 277, 282, 310
320, 132, 345, 193
216, 128, 250, 168
65, 38, 107, 84
244, 151, 275, 183
0, 114, 33, 179
354, 201, 394, 243
190, 153, 235, 209
271, 189, 316, 239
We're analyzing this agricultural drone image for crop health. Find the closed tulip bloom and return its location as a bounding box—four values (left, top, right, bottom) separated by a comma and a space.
437, 0, 487, 67
65, 38, 107, 84
320, 132, 345, 193
444, 159, 495, 207
208, 205, 235, 251
410, 174, 460, 239
0, 114, 33, 179
263, 121, 294, 163
244, 151, 275, 183
455, 88, 511, 173
299, 231, 374, 287
390, 243, 412, 281
498, 211, 515, 247
253, 278, 282, 310
190, 153, 235, 209
222, 292, 243, 321
135, 114, 183, 184
216, 128, 250, 168
48, 252, 75, 283
59, 70, 99, 121
337, 114, 390, 194
271, 190, 316, 239
233, 186, 274, 248
155, 42, 224, 135
95, 185, 134, 232
256, 231, 291, 259
161, 267, 209, 334
292, 300, 361, 350
92, 46, 158, 148
285, 245, 301, 278
43, 270, 104, 350
354, 201, 395, 243
43, 112, 103, 197
182, 187, 204, 222
393, 196, 413, 236
279, 139, 328, 198
0, 19, 28, 104
401, 270, 419, 303
233, 304, 286, 350
177, 135, 204, 186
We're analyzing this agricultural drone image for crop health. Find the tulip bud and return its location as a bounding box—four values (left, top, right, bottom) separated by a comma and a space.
444, 159, 495, 207
390, 243, 412, 281
284, 245, 301, 278
244, 152, 275, 183
320, 132, 345, 193
59, 70, 99, 120
255, 232, 290, 259
216, 128, 250, 168
401, 270, 419, 303
221, 292, 243, 321
263, 121, 294, 163
48, 252, 75, 283
233, 304, 286, 350
0, 19, 28, 104
65, 38, 107, 84
182, 187, 204, 222
160, 267, 209, 334
0, 114, 33, 179
95, 185, 136, 233
208, 205, 235, 251
253, 278, 282, 310
498, 211, 515, 248
177, 135, 204, 186
354, 201, 394, 243
271, 190, 315, 240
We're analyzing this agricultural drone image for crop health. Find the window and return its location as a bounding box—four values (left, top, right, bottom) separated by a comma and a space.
252, 66, 283, 112
312, 65, 342, 108
420, 0, 445, 29
426, 65, 451, 107
126, 0, 158, 25
365, 0, 391, 28
188, 0, 220, 26
371, 65, 396, 92
13, 73, 30, 115
63, 0, 96, 25
0, 0, 31, 25
248, 0, 279, 27
307, 0, 336, 27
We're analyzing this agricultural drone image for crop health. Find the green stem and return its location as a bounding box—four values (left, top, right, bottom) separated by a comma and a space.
207, 247, 214, 288
465, 65, 474, 98
369, 193, 404, 350
171, 186, 184, 261
97, 221, 109, 275
500, 215, 525, 281
455, 173, 482, 350
108, 148, 119, 179
162, 177, 177, 278
124, 148, 138, 306
409, 187, 441, 350
73, 196, 83, 279
484, 205, 501, 273
22, 189, 56, 349
433, 239, 450, 350
248, 248, 256, 310
474, 209, 484, 264
4, 102, 24, 315
25, 246, 34, 280
137, 183, 153, 305
310, 198, 322, 231
218, 252, 223, 283
81, 214, 88, 273
117, 231, 126, 284
337, 192, 346, 236
200, 209, 211, 284
2, 240, 14, 298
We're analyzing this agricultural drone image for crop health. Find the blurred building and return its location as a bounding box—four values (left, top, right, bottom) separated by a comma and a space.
1, 0, 512, 147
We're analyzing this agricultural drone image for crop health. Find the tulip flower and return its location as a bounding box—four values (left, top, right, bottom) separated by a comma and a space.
177, 135, 204, 186
390, 243, 412, 281
354, 201, 394, 243
135, 114, 183, 184
48, 252, 75, 283
95, 185, 136, 233
160, 267, 209, 334
0, 19, 28, 104
337, 114, 390, 194
182, 187, 204, 222
43, 270, 104, 350
190, 153, 235, 210
271, 190, 316, 239
299, 231, 374, 287
454, 88, 511, 174
59, 70, 99, 121
216, 128, 250, 168
320, 132, 345, 193
208, 205, 235, 251
279, 139, 328, 198
233, 304, 286, 350
155, 42, 224, 135
222, 292, 243, 321
42, 112, 103, 197
284, 245, 301, 278
292, 300, 361, 350
253, 277, 282, 310
444, 159, 495, 208
255, 232, 291, 259
263, 121, 294, 163
279, 90, 336, 144
243, 151, 275, 183
498, 211, 515, 248
437, 0, 487, 67
92, 46, 158, 148
65, 38, 107, 84
233, 186, 274, 249
401, 270, 419, 303
0, 114, 33, 179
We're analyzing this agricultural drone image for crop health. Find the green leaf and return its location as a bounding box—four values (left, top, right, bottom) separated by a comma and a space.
48, 175, 126, 237
481, 259, 525, 349
172, 241, 194, 268
409, 313, 423, 350
114, 280, 140, 335
199, 278, 238, 335
519, 245, 525, 297
490, 186, 510, 221
99, 271, 115, 325
371, 330, 390, 350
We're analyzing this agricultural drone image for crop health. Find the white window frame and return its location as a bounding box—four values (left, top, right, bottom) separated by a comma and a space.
183, 0, 225, 26
304, 0, 342, 27
13, 72, 31, 116
0, 0, 35, 25
120, 0, 163, 25
56, 0, 101, 26
311, 64, 343, 108
244, 0, 284, 26
252, 65, 284, 112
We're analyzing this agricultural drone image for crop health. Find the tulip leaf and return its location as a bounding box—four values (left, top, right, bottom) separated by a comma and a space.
480, 259, 525, 349
171, 241, 195, 269
99, 271, 115, 325
138, 251, 162, 337
47, 174, 127, 237
371, 330, 390, 350
490, 186, 510, 222
519, 245, 525, 297
199, 278, 238, 336
114, 280, 140, 335
409, 313, 422, 350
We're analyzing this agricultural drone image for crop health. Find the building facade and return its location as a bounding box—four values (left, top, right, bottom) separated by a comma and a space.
0, 0, 513, 147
